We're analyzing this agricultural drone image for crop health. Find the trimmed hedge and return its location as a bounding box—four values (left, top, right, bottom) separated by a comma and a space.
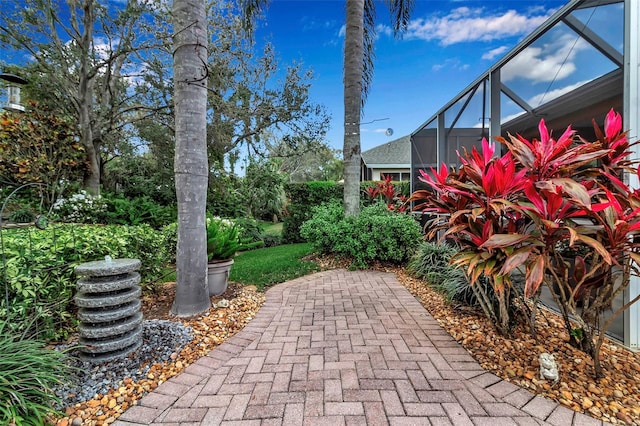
0, 224, 169, 340
282, 181, 343, 243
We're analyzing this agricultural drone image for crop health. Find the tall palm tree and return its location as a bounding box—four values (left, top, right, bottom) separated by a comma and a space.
171, 0, 267, 316
343, 0, 415, 216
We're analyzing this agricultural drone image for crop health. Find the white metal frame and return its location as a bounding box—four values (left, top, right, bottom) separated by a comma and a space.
624, 0, 639, 349
412, 0, 640, 348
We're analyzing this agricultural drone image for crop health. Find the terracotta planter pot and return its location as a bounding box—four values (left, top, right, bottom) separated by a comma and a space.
207, 259, 234, 296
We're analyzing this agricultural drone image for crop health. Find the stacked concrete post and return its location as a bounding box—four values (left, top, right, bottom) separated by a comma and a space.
74, 256, 143, 362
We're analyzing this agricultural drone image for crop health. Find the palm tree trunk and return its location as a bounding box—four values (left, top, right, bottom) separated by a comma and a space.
343, 0, 365, 217
171, 0, 211, 316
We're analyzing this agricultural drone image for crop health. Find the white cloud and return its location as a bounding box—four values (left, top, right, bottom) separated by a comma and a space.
432, 58, 469, 72
338, 24, 346, 38
527, 79, 591, 106
397, 7, 553, 46
501, 34, 589, 83
482, 46, 509, 61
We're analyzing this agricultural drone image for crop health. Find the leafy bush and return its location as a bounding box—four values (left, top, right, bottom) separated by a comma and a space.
0, 323, 70, 425
52, 192, 176, 228
7, 207, 35, 223
282, 181, 343, 243
0, 104, 86, 207
410, 111, 637, 377
97, 194, 176, 228
0, 224, 169, 340
233, 217, 265, 246
408, 241, 461, 285
51, 190, 107, 223
261, 234, 282, 248
161, 222, 178, 264
408, 241, 502, 309
301, 201, 422, 268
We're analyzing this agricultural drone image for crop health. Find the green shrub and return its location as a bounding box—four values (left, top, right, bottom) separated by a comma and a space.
6, 208, 35, 224
301, 201, 422, 268
282, 181, 343, 243
261, 234, 282, 248
97, 194, 176, 228
0, 323, 69, 425
233, 217, 265, 246
408, 241, 499, 308
161, 222, 178, 264
0, 224, 169, 340
51, 190, 107, 223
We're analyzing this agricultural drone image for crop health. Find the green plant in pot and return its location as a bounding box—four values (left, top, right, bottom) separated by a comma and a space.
206, 214, 262, 296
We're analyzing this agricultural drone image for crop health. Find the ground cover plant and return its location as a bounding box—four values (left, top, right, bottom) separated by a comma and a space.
408, 241, 500, 309
410, 110, 640, 377
0, 322, 70, 425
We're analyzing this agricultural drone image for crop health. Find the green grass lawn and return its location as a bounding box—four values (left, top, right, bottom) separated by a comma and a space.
230, 243, 319, 290
260, 221, 283, 236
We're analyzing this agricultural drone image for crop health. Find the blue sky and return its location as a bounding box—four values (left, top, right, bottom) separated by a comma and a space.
252, 0, 569, 152
6, 0, 609, 155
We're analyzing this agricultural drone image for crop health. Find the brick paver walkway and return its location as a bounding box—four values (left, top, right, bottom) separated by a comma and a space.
113, 269, 603, 426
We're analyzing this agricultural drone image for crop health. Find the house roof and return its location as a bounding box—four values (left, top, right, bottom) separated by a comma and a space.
361, 135, 410, 167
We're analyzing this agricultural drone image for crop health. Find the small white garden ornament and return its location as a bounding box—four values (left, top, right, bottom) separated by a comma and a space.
539, 352, 560, 383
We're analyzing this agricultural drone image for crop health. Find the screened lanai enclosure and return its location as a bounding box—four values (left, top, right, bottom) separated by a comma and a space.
410, 0, 640, 348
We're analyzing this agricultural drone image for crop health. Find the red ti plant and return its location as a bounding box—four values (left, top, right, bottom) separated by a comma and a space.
411, 110, 640, 377
365, 174, 408, 212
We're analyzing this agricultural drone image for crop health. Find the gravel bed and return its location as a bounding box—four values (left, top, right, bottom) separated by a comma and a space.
54, 319, 192, 407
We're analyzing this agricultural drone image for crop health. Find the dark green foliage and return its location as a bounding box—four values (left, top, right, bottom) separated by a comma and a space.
301, 201, 422, 268
282, 181, 343, 243
408, 241, 500, 308
97, 194, 176, 229
161, 222, 178, 264
7, 208, 35, 224
0, 323, 70, 425
233, 217, 265, 246
102, 154, 176, 206
207, 172, 247, 218
261, 234, 282, 248
0, 224, 169, 340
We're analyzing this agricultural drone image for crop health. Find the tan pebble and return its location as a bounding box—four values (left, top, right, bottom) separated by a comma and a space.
588, 406, 602, 418
609, 401, 624, 410
561, 391, 573, 401
117, 396, 125, 403
559, 398, 572, 407
105, 417, 116, 425
71, 418, 83, 426
588, 384, 602, 395
58, 419, 69, 426
616, 412, 633, 424
107, 399, 117, 409
87, 399, 101, 408
582, 398, 594, 409
613, 390, 624, 398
